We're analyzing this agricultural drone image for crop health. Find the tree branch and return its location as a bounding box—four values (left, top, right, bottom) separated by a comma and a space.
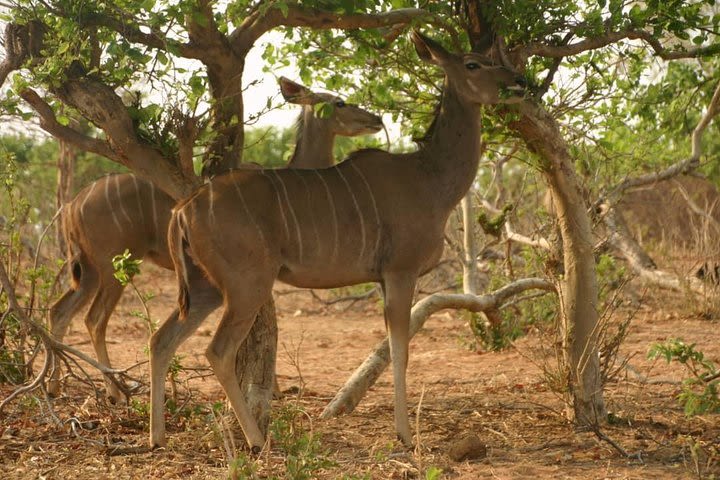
19, 88, 118, 161
517, 28, 720, 62
601, 203, 714, 295
75, 10, 204, 59
602, 78, 720, 202
231, 6, 431, 55
321, 278, 555, 418
53, 70, 198, 199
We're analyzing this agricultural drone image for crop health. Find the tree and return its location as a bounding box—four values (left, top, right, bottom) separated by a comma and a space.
0, 0, 428, 436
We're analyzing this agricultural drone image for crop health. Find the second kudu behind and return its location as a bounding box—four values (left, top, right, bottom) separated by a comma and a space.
148, 31, 526, 450
47, 78, 382, 403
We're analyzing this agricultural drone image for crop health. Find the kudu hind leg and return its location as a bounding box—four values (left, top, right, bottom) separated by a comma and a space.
84, 274, 126, 403
47, 260, 98, 397
205, 278, 275, 452
381, 271, 417, 447
149, 279, 221, 448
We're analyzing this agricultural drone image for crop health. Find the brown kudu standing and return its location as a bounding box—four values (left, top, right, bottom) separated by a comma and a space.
47, 79, 383, 403
148, 31, 526, 450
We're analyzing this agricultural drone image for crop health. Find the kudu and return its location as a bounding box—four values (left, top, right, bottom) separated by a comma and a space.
47, 79, 383, 403
148, 31, 526, 450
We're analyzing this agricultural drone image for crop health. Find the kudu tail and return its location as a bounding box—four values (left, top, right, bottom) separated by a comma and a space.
168, 207, 192, 316
59, 202, 85, 290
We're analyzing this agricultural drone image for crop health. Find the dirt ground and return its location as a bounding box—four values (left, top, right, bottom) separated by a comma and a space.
1, 262, 719, 479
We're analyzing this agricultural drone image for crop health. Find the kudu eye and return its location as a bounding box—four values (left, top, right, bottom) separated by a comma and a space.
465, 62, 480, 70
335, 100, 346, 107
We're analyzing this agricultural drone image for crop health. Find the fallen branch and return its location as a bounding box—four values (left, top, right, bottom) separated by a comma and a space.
601, 204, 715, 295
321, 277, 556, 418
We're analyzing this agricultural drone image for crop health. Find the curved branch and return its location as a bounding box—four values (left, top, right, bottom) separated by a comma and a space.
231, 6, 431, 54
603, 78, 720, 202
517, 28, 720, 62
53, 71, 198, 199
19, 88, 118, 161
321, 278, 556, 418
75, 11, 204, 59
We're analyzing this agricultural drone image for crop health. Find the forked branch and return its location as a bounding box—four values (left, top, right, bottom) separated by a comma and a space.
321, 278, 555, 418
19, 88, 118, 161
0, 261, 141, 412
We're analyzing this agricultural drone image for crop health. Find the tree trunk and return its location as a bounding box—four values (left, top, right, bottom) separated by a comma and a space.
510, 102, 607, 426
235, 300, 277, 435
55, 140, 75, 257
461, 190, 479, 295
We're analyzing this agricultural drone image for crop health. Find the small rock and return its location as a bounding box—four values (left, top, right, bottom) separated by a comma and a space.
447, 434, 487, 462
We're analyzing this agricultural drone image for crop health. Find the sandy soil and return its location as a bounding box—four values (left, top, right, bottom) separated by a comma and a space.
1, 263, 719, 479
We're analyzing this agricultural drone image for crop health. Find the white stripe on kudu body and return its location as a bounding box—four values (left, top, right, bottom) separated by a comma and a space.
335, 166, 366, 261
313, 169, 340, 264
79, 181, 98, 222
230, 174, 267, 245
115, 175, 133, 226
130, 174, 146, 226
292, 169, 321, 255
272, 169, 304, 262
148, 31, 527, 452
104, 176, 123, 231
350, 162, 381, 261
46, 77, 384, 411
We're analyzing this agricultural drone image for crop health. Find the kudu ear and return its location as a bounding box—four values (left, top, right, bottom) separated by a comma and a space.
411, 30, 452, 66
279, 77, 316, 105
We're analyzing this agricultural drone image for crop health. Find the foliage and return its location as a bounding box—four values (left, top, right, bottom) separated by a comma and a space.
0, 151, 53, 385
0, 134, 125, 222
270, 403, 336, 480
648, 339, 720, 416
111, 249, 143, 286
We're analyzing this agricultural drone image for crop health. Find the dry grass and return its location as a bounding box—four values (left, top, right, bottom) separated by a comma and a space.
1, 264, 719, 479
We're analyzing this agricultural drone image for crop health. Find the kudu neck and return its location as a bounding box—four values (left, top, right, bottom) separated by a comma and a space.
287, 108, 336, 169
421, 82, 482, 206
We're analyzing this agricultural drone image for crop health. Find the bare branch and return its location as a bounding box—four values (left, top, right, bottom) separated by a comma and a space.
517, 28, 720, 62
321, 278, 556, 418
231, 6, 431, 54
603, 78, 720, 201
600, 203, 714, 296
75, 11, 203, 59
19, 88, 118, 161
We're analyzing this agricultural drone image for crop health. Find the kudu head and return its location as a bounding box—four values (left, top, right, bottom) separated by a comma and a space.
411, 31, 526, 105
279, 76, 384, 136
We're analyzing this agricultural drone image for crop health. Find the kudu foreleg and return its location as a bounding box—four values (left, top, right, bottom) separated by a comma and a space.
382, 271, 417, 447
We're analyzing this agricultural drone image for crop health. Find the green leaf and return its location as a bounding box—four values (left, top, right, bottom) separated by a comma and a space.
314, 102, 334, 119
191, 10, 209, 28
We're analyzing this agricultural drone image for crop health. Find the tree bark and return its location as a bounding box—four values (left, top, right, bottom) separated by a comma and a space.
510, 102, 607, 426
461, 190, 479, 295
235, 301, 278, 435
55, 140, 75, 256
